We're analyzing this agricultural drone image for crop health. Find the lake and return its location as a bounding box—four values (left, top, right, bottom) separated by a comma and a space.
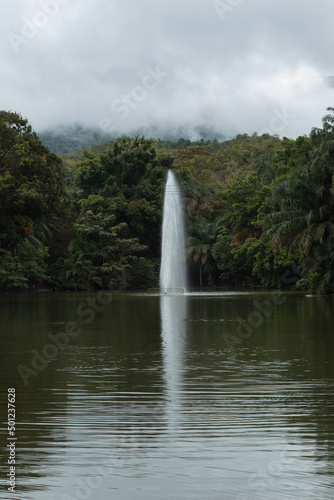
0, 290, 334, 499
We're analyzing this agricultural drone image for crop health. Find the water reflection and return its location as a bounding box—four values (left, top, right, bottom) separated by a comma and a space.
1, 292, 334, 499
160, 295, 188, 433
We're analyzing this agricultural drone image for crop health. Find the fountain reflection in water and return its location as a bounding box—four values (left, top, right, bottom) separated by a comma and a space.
160, 170, 187, 293
160, 295, 188, 432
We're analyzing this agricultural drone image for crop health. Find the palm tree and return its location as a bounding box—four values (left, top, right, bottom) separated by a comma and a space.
184, 180, 219, 217
256, 155, 276, 184
265, 108, 334, 293
186, 217, 223, 286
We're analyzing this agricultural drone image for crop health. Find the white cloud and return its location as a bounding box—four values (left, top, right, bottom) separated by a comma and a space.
0, 0, 333, 138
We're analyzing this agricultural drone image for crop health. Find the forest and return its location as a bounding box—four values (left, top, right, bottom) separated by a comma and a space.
1, 108, 334, 294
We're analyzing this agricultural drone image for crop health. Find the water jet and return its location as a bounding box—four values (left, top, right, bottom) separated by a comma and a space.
159, 170, 187, 294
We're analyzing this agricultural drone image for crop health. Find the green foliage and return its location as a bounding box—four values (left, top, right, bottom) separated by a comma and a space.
52, 196, 147, 290
214, 133, 281, 184
75, 136, 172, 260
0, 111, 64, 227
0, 242, 49, 289
128, 258, 160, 290
212, 228, 241, 285
264, 108, 334, 294
220, 175, 271, 242
213, 171, 300, 288
270, 136, 313, 178
4, 108, 334, 294
187, 217, 223, 286
50, 136, 173, 290
61, 133, 281, 192
184, 179, 220, 218
231, 238, 299, 288
0, 111, 66, 290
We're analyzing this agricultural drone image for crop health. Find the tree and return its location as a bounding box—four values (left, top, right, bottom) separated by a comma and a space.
220, 175, 271, 244
76, 136, 173, 260
183, 178, 219, 218
52, 195, 147, 290
265, 108, 334, 294
0, 111, 65, 288
230, 237, 299, 288
255, 155, 276, 184
173, 146, 221, 185
0, 243, 49, 289
0, 111, 64, 231
214, 172, 300, 288
186, 217, 223, 286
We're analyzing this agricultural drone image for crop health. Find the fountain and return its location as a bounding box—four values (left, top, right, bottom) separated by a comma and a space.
159, 170, 187, 294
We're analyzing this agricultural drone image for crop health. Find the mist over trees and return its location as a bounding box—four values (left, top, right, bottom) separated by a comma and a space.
39, 124, 229, 156
1, 108, 334, 293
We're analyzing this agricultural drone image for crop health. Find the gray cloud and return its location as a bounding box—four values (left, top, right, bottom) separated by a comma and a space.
1, 0, 333, 138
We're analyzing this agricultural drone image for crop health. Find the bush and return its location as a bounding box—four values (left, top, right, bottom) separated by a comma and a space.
0, 242, 49, 289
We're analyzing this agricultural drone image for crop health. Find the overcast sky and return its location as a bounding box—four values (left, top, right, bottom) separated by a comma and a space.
1, 0, 333, 139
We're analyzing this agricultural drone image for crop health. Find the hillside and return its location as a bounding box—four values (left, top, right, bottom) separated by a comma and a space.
38, 124, 115, 155
59, 132, 282, 187
38, 124, 229, 156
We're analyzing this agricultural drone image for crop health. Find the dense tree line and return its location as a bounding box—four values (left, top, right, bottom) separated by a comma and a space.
1, 109, 334, 293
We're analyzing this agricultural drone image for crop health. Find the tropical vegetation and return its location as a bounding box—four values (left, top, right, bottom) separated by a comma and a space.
1, 108, 334, 294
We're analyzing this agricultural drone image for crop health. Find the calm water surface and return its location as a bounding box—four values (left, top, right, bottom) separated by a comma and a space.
0, 291, 334, 499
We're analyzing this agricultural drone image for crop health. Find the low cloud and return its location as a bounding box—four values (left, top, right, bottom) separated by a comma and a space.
1, 0, 333, 138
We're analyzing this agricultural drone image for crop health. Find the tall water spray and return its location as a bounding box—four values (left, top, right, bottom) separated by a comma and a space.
160, 170, 187, 292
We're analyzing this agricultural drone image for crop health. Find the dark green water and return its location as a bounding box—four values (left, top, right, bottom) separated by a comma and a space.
0, 291, 334, 499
